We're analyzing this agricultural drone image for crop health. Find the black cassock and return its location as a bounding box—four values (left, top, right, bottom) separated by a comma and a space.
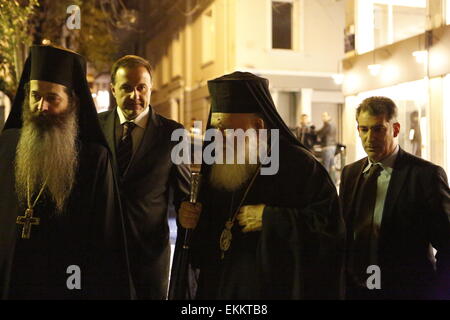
0, 129, 133, 299
175, 138, 346, 300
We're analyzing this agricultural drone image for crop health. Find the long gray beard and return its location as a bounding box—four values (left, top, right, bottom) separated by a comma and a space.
208, 135, 263, 192
209, 163, 258, 192
15, 107, 79, 213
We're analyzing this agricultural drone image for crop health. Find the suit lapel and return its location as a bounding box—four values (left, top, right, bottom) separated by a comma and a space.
347, 158, 368, 219
124, 106, 161, 178
103, 110, 119, 169
379, 147, 410, 241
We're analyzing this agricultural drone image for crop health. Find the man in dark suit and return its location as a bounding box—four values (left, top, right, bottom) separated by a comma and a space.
295, 114, 316, 150
98, 55, 190, 299
340, 96, 450, 300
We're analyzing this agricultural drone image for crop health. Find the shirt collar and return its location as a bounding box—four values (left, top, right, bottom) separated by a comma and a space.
364, 145, 399, 173
116, 106, 149, 129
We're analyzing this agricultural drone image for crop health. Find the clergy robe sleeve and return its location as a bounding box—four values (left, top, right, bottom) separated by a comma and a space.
260, 158, 346, 299
167, 152, 191, 300
171, 161, 191, 213
82, 146, 133, 299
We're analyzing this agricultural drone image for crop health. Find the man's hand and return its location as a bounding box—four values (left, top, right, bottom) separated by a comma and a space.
178, 201, 202, 229
236, 204, 266, 233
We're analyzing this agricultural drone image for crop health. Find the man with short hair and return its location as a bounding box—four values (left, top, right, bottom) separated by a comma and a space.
0, 45, 132, 299
173, 72, 345, 300
340, 96, 450, 300
98, 55, 190, 300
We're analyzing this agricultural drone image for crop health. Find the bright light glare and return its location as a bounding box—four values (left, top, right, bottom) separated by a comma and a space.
96, 90, 110, 110
332, 74, 345, 85
412, 50, 428, 64
368, 64, 382, 76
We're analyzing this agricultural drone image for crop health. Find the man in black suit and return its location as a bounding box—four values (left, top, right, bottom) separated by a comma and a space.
340, 96, 450, 300
98, 55, 190, 299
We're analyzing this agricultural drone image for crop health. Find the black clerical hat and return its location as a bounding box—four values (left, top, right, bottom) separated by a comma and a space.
206, 71, 304, 149
30, 45, 86, 89
208, 72, 268, 113
3, 45, 108, 149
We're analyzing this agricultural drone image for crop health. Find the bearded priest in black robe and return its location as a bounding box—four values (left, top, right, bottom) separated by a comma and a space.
0, 45, 133, 299
172, 72, 346, 300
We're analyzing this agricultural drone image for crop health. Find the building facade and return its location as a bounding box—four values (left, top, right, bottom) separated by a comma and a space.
145, 0, 346, 139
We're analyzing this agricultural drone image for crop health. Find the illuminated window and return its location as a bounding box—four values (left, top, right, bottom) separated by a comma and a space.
445, 0, 450, 25
201, 8, 215, 65
374, 1, 427, 48
272, 0, 293, 49
171, 33, 181, 78
95, 90, 110, 113
162, 51, 169, 85
356, 0, 427, 53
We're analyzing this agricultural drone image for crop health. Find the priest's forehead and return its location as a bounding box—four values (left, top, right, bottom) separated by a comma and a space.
211, 112, 260, 129
30, 80, 69, 96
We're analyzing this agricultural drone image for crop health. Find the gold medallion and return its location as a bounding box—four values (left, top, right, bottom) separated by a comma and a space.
220, 220, 233, 259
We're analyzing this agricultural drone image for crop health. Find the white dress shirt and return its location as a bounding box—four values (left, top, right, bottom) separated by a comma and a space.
362, 144, 399, 263
116, 106, 149, 155
363, 145, 399, 229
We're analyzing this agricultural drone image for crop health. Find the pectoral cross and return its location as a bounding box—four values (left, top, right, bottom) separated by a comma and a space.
16, 208, 40, 239
220, 220, 233, 259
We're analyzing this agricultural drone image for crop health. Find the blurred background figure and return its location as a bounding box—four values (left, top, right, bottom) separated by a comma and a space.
295, 114, 316, 150
409, 111, 422, 157
317, 112, 337, 180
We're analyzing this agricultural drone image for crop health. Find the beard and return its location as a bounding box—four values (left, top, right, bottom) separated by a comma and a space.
15, 102, 79, 213
208, 137, 262, 192
208, 163, 259, 192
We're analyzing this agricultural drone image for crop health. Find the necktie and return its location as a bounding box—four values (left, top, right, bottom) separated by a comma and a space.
117, 121, 136, 176
350, 163, 382, 286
